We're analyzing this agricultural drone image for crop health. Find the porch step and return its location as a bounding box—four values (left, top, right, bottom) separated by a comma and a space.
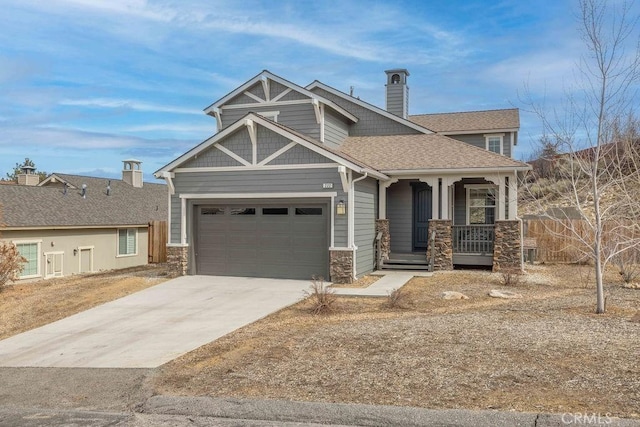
381, 262, 430, 271
385, 258, 429, 265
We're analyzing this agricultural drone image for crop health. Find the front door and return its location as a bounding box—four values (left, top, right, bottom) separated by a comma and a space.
412, 182, 432, 252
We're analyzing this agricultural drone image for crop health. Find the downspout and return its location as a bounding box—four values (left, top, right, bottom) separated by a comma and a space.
350, 172, 368, 280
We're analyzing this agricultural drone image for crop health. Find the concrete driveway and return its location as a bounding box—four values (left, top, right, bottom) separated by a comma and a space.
0, 276, 310, 368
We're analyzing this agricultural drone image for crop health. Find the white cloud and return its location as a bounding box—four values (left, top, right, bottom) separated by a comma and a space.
59, 98, 202, 115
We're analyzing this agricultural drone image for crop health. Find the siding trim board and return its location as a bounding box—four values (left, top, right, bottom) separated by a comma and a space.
175, 163, 340, 173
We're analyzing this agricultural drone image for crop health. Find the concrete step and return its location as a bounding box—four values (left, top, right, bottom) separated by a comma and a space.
380, 263, 430, 271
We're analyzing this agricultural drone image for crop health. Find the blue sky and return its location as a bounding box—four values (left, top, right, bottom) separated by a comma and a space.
0, 0, 636, 181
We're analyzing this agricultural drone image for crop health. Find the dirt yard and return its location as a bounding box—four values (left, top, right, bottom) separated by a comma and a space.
154, 264, 640, 419
0, 264, 170, 340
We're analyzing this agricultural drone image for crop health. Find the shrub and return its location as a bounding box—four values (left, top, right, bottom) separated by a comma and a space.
499, 268, 522, 287
384, 287, 411, 309
613, 250, 640, 284
304, 277, 337, 315
0, 242, 26, 291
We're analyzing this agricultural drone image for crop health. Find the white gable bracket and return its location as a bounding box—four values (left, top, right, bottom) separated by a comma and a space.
213, 107, 222, 132
271, 88, 292, 103
243, 91, 265, 103
160, 171, 175, 195
245, 119, 257, 165
312, 98, 321, 124
338, 166, 349, 193
261, 76, 270, 102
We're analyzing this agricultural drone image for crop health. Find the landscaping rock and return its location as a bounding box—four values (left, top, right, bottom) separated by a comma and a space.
489, 289, 523, 299
441, 291, 469, 300
623, 283, 640, 289
630, 312, 640, 323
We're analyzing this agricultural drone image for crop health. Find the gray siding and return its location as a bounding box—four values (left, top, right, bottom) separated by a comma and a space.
181, 129, 250, 168
310, 87, 422, 137
354, 177, 377, 276
256, 127, 292, 163
387, 180, 413, 253
221, 103, 320, 141
386, 84, 408, 119
170, 169, 347, 248
449, 133, 513, 158
268, 144, 330, 165
323, 109, 350, 149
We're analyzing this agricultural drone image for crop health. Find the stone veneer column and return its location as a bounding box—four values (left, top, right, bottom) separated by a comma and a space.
329, 249, 354, 284
375, 219, 390, 261
428, 219, 453, 271
167, 245, 188, 277
493, 220, 523, 272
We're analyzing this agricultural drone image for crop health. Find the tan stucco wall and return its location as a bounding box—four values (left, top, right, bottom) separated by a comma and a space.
1, 227, 149, 280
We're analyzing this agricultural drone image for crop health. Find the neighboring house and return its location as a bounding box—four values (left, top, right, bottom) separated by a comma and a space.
155, 69, 531, 283
0, 160, 167, 280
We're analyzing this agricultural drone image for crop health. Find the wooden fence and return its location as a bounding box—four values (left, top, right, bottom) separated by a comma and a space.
148, 220, 167, 263
524, 218, 640, 263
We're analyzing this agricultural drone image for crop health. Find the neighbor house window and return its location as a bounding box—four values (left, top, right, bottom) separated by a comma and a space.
485, 134, 504, 154
15, 241, 41, 278
118, 228, 137, 256
466, 186, 496, 225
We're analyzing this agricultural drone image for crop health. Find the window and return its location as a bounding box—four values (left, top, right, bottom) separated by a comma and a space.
485, 134, 504, 154
230, 208, 255, 215
118, 228, 137, 256
295, 207, 323, 215
262, 207, 288, 215
15, 241, 40, 278
466, 187, 496, 225
202, 207, 224, 215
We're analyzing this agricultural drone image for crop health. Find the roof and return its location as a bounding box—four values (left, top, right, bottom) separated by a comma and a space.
339, 134, 530, 173
0, 174, 167, 229
306, 80, 433, 134
409, 108, 519, 133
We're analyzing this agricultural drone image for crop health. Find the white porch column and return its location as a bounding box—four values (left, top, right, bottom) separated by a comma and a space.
497, 176, 506, 220
379, 179, 398, 219
508, 172, 518, 219
419, 177, 439, 219
441, 177, 452, 220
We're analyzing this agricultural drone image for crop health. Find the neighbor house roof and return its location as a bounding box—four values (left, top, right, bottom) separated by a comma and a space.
339, 134, 530, 173
409, 108, 519, 134
0, 174, 167, 229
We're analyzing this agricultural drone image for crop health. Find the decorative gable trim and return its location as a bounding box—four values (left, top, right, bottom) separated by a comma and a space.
204, 70, 358, 125
38, 174, 78, 189
306, 81, 434, 135
154, 113, 388, 180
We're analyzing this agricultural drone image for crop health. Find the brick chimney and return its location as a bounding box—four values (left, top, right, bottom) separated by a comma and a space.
17, 165, 40, 186
385, 69, 410, 119
122, 159, 143, 188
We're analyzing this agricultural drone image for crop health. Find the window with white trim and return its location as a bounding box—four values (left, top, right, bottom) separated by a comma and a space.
466, 186, 496, 225
15, 241, 41, 278
485, 134, 503, 154
118, 228, 137, 256
257, 111, 279, 122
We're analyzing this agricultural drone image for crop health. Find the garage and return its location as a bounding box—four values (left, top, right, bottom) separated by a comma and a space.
194, 203, 329, 280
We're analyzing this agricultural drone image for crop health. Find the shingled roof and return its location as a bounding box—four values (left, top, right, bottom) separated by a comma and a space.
0, 174, 166, 229
340, 134, 530, 172
409, 108, 519, 133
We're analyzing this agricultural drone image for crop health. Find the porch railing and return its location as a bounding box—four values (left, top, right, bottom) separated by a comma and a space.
452, 225, 495, 254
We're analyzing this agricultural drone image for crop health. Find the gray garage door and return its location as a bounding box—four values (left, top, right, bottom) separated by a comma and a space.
195, 203, 329, 280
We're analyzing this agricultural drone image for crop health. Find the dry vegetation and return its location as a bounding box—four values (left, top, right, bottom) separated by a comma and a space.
155, 264, 640, 418
0, 265, 169, 339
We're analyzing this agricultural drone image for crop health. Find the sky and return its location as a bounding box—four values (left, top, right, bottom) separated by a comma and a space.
1, 0, 639, 182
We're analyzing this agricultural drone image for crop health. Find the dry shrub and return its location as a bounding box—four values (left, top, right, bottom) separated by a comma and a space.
304, 277, 337, 315
384, 287, 412, 309
0, 242, 25, 291
499, 268, 522, 287
613, 250, 640, 284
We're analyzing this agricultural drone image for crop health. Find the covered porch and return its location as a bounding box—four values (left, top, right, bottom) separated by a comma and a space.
375, 172, 522, 271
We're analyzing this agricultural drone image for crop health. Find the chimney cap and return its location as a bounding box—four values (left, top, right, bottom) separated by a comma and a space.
384, 68, 410, 76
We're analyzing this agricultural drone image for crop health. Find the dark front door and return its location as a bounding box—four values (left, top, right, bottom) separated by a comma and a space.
412, 182, 432, 251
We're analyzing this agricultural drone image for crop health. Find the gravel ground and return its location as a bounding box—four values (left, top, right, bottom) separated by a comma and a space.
155, 264, 640, 419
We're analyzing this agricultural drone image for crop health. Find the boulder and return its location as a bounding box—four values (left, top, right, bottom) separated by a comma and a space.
441, 291, 469, 300
489, 289, 523, 299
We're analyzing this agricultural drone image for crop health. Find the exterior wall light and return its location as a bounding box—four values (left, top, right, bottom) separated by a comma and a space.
336, 200, 346, 215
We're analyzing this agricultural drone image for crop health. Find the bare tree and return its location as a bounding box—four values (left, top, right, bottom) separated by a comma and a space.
523, 0, 640, 313
0, 205, 26, 290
